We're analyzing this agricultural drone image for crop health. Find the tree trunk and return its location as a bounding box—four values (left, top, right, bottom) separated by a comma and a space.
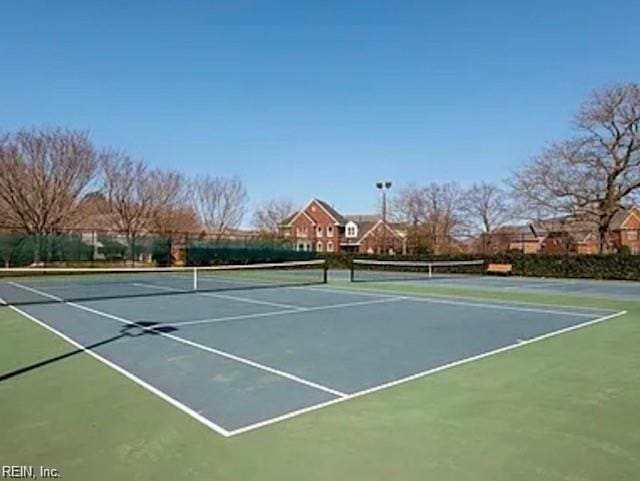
598, 224, 608, 254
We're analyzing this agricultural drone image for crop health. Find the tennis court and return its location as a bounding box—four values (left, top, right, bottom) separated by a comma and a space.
0, 260, 625, 437
349, 259, 640, 300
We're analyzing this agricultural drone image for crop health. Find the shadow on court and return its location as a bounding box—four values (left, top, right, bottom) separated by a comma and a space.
0, 280, 323, 308
0, 321, 179, 383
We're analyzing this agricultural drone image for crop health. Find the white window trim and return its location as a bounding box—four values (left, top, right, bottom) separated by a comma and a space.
345, 221, 358, 239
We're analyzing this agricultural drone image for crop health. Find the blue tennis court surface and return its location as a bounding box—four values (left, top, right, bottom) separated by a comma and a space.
342, 269, 640, 300
431, 276, 640, 299
0, 277, 624, 437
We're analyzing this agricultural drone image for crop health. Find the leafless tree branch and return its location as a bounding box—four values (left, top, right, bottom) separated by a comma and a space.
511, 83, 640, 252
0, 127, 99, 235
192, 175, 248, 240
252, 198, 295, 236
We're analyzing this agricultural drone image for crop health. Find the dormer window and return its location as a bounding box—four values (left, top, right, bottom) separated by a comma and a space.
345, 221, 358, 238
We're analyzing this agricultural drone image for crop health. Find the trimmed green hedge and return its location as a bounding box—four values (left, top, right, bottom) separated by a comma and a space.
494, 253, 640, 280
318, 252, 640, 281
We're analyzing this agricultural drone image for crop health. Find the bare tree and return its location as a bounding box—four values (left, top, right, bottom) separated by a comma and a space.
0, 191, 10, 227
100, 152, 186, 261
0, 128, 100, 235
391, 182, 464, 254
461, 182, 513, 234
192, 175, 248, 240
0, 128, 100, 263
391, 184, 427, 227
423, 182, 464, 253
151, 206, 201, 235
252, 198, 295, 236
512, 83, 640, 252
391, 184, 430, 254
100, 153, 153, 238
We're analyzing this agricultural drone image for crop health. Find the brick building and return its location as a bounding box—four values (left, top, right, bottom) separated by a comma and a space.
485, 207, 640, 255
280, 199, 405, 254
539, 207, 640, 254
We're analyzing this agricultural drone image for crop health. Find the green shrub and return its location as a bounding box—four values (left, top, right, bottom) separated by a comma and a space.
320, 252, 640, 281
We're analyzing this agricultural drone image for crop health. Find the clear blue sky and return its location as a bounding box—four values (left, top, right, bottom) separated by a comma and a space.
2, 1, 638, 220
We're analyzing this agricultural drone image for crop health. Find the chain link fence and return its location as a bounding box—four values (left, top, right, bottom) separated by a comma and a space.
0, 227, 309, 268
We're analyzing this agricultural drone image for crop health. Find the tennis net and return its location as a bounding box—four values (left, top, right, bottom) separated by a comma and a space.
350, 259, 485, 283
0, 260, 327, 306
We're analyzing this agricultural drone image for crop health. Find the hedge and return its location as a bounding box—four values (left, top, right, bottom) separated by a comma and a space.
318, 252, 640, 281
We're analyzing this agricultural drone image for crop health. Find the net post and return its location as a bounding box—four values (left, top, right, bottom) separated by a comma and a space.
350, 258, 355, 282
428, 263, 433, 278
192, 268, 198, 291
323, 261, 328, 284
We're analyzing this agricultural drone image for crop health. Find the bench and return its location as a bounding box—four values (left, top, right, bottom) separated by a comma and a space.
486, 263, 513, 275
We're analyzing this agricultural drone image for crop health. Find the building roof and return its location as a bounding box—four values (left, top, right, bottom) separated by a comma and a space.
489, 225, 542, 242
315, 199, 345, 224
611, 206, 640, 229
531, 206, 640, 234
281, 198, 343, 227
345, 214, 379, 223
358, 219, 405, 242
340, 219, 377, 245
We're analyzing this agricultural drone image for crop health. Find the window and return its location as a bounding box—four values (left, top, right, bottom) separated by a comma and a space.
327, 226, 333, 236
627, 230, 638, 241
298, 243, 304, 251
316, 241, 323, 252
317, 226, 323, 237
327, 241, 334, 252
345, 221, 358, 238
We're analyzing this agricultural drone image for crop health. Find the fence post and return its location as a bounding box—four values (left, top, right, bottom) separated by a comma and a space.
130, 233, 136, 267
91, 230, 97, 266
185, 232, 190, 266
521, 233, 526, 276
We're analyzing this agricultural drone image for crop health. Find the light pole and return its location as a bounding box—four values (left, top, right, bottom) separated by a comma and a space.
376, 181, 392, 254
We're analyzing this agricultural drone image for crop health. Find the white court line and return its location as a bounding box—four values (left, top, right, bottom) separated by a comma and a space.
131, 282, 306, 311
4, 281, 627, 438
8, 281, 347, 399
148, 278, 593, 324
503, 283, 573, 291
228, 309, 627, 436
0, 295, 232, 437
169, 296, 407, 327
290, 285, 601, 318
294, 283, 617, 314
334, 275, 635, 306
